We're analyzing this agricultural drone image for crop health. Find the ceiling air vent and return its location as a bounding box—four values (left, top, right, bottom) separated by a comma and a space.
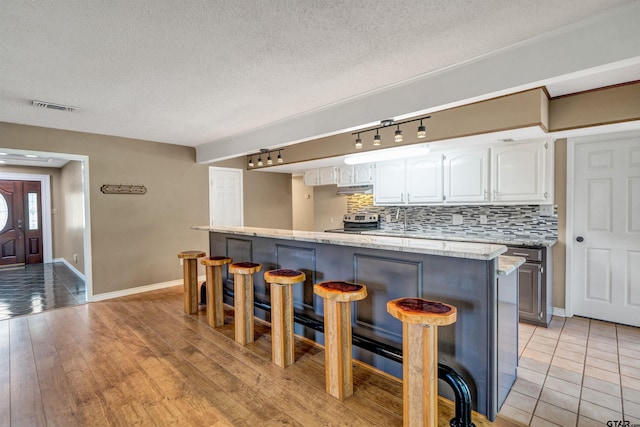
32, 100, 79, 112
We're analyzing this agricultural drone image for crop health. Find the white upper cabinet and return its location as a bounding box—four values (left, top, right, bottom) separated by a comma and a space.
303, 168, 319, 186
318, 166, 336, 185
374, 160, 405, 204
353, 163, 373, 185
406, 154, 444, 203
336, 163, 373, 187
444, 148, 490, 203
304, 167, 336, 186
491, 140, 552, 203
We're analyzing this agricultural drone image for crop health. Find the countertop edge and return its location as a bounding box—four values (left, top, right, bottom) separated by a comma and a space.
498, 255, 526, 276
193, 226, 507, 260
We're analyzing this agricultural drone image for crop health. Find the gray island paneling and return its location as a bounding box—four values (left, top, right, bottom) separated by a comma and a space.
195, 226, 517, 420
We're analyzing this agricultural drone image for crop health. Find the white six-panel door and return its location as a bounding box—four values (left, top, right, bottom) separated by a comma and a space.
571, 135, 640, 326
209, 167, 243, 227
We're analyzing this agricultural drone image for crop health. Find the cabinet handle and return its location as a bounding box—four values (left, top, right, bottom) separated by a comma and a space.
512, 252, 529, 256
493, 189, 498, 199
539, 311, 544, 320
484, 190, 488, 200
407, 193, 410, 202
401, 193, 404, 203
544, 192, 548, 199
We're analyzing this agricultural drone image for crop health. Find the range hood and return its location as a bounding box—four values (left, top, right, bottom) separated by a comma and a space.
336, 185, 373, 195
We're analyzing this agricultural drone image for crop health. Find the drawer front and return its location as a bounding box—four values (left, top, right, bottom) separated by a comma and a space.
505, 247, 542, 262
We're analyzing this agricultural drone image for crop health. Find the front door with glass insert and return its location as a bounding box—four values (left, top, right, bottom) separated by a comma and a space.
0, 180, 43, 266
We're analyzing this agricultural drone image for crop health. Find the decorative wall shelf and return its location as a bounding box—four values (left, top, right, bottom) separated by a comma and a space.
100, 184, 147, 195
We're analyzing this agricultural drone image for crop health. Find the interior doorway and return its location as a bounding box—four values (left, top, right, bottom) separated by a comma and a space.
0, 180, 44, 266
0, 149, 93, 302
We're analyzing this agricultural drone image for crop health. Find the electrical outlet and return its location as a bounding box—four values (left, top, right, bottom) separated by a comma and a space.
179, 259, 183, 266
479, 214, 488, 224
452, 214, 463, 225
539, 205, 554, 216
330, 217, 334, 223
73, 254, 78, 263
385, 214, 392, 222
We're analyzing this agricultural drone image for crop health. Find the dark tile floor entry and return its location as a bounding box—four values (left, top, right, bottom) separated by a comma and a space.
0, 262, 86, 321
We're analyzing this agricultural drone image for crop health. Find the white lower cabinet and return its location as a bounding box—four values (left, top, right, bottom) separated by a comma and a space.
491, 140, 552, 203
443, 148, 490, 203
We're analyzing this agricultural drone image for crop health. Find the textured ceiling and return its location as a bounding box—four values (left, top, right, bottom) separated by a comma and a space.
0, 0, 637, 155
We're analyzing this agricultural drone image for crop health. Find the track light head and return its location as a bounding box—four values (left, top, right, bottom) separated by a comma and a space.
395, 125, 403, 143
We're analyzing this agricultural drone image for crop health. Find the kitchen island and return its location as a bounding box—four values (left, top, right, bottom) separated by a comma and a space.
193, 226, 519, 420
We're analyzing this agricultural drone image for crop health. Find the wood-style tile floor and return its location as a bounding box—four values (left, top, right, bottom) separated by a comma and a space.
0, 285, 520, 426
499, 316, 640, 426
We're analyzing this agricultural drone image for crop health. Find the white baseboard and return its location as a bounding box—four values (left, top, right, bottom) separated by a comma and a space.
552, 307, 567, 317
91, 275, 205, 302
53, 257, 86, 280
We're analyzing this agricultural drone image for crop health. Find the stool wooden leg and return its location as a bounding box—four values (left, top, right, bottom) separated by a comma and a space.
183, 259, 198, 314
205, 265, 224, 327
403, 322, 438, 427
234, 273, 254, 344
271, 283, 294, 367
324, 300, 353, 400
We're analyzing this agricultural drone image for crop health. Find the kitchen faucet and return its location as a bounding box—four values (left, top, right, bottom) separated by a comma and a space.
395, 207, 407, 232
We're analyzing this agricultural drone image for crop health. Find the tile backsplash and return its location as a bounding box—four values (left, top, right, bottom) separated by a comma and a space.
347, 194, 557, 241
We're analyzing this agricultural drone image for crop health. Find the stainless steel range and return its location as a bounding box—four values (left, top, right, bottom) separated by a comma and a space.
325, 214, 379, 234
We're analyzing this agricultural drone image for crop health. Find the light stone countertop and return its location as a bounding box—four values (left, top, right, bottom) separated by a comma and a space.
359, 230, 557, 247
497, 255, 526, 276
194, 225, 508, 261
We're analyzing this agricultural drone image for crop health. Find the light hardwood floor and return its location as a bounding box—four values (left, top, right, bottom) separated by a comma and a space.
0, 286, 520, 426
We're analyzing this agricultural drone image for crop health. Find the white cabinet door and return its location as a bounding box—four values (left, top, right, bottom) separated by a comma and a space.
336, 165, 354, 187
374, 160, 405, 205
318, 167, 336, 185
353, 163, 373, 185
444, 148, 489, 202
406, 154, 443, 203
492, 140, 551, 203
303, 169, 319, 186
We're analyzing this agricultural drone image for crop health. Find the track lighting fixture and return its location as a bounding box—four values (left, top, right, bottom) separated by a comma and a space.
355, 133, 363, 150
373, 130, 381, 146
395, 125, 403, 143
417, 119, 427, 138
351, 115, 430, 149
246, 148, 285, 168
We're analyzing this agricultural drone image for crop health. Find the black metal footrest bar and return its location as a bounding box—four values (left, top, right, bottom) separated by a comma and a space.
220, 285, 474, 427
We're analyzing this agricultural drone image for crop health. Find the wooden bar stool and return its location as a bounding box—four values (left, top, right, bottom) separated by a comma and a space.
228, 262, 262, 345
201, 256, 233, 328
264, 269, 306, 368
387, 298, 457, 427
177, 250, 206, 315
313, 281, 367, 400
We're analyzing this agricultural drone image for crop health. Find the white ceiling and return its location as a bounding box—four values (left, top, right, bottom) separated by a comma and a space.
1, 0, 639, 164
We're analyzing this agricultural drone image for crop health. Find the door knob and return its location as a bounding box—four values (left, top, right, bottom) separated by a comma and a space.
576, 236, 584, 242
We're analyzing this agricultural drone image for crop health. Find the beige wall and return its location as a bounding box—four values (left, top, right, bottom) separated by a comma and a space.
0, 121, 209, 296
313, 185, 347, 232
58, 161, 85, 273
553, 139, 567, 309
292, 176, 314, 231
549, 81, 640, 131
